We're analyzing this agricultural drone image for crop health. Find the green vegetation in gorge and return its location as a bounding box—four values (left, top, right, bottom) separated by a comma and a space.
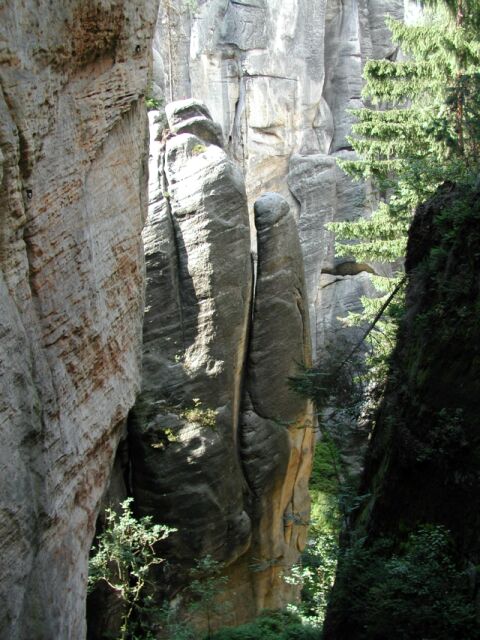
328, 0, 480, 389
329, 525, 480, 640
90, 3, 480, 639
89, 501, 233, 639
332, 2, 480, 264
208, 610, 319, 640
296, 2, 480, 638
88, 499, 173, 640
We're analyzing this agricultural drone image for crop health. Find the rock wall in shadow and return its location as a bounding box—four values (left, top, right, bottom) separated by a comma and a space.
323, 182, 480, 639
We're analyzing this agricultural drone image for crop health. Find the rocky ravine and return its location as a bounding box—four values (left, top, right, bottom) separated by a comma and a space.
153, 0, 403, 360
324, 182, 480, 639
129, 100, 314, 627
0, 2, 159, 638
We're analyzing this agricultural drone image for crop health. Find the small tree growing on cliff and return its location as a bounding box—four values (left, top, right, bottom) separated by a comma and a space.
88, 498, 173, 640
187, 555, 230, 638
328, 1, 480, 387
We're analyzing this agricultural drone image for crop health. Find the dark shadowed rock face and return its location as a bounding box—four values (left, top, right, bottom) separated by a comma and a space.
0, 2, 159, 639
324, 182, 480, 639
131, 101, 314, 624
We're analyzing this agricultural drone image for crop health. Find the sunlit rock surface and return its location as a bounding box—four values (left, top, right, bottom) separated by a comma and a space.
0, 2, 159, 638
132, 101, 314, 625
153, 0, 404, 358
131, 100, 254, 571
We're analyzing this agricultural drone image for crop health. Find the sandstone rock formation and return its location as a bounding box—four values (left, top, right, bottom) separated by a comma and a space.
153, 0, 404, 359
131, 99, 254, 572
131, 100, 314, 626
323, 182, 480, 639
238, 192, 314, 614
0, 2, 159, 638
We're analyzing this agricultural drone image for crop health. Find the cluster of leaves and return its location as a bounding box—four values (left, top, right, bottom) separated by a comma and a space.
327, 2, 480, 391
182, 398, 217, 430
145, 81, 164, 112
188, 556, 230, 637
332, 8, 480, 264
88, 499, 173, 640
89, 500, 234, 639
208, 610, 319, 640
280, 439, 341, 628
330, 525, 480, 640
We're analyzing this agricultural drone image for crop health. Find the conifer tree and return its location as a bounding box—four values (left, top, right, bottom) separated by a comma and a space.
331, 1, 480, 264
328, 0, 480, 380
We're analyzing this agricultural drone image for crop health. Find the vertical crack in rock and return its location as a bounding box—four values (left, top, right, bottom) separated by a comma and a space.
235, 192, 314, 615
131, 101, 254, 589
132, 101, 314, 629
152, 0, 404, 363
159, 132, 187, 350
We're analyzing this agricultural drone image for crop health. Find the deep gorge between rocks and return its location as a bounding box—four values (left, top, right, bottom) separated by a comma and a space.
1, 2, 479, 639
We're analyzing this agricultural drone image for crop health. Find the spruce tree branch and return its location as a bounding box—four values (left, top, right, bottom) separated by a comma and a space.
338, 275, 407, 372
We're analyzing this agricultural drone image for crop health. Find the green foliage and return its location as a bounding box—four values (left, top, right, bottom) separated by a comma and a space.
325, 1, 480, 426
146, 95, 162, 111
88, 498, 173, 640
182, 398, 217, 430
331, 525, 480, 639
285, 531, 339, 629
332, 6, 480, 265
191, 143, 207, 155
188, 555, 230, 638
132, 393, 217, 441
331, 1, 480, 330
276, 408, 343, 627
310, 439, 342, 504
145, 82, 163, 112
208, 610, 319, 640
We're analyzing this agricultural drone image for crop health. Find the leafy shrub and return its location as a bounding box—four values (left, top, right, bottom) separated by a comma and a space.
188, 555, 230, 637
208, 610, 320, 640
182, 398, 217, 429
330, 525, 479, 640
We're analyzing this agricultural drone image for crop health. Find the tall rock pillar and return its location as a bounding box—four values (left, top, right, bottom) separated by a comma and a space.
132, 102, 314, 629
236, 193, 314, 616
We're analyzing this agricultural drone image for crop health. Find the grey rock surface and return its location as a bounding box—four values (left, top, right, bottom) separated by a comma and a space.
0, 2, 159, 638
132, 101, 254, 571
153, 0, 404, 359
133, 104, 314, 625
237, 192, 314, 615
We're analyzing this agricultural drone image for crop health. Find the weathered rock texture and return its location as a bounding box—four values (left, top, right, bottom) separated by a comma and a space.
131, 100, 314, 625
153, 0, 404, 359
323, 182, 480, 638
0, 2, 159, 638
237, 192, 314, 614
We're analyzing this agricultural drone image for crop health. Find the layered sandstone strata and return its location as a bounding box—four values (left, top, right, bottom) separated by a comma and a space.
131, 100, 314, 625
0, 2, 159, 638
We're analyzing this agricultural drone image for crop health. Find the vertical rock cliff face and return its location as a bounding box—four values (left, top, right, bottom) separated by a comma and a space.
238, 192, 314, 614
132, 100, 254, 571
0, 2, 158, 638
132, 100, 314, 625
323, 183, 480, 638
153, 0, 403, 359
